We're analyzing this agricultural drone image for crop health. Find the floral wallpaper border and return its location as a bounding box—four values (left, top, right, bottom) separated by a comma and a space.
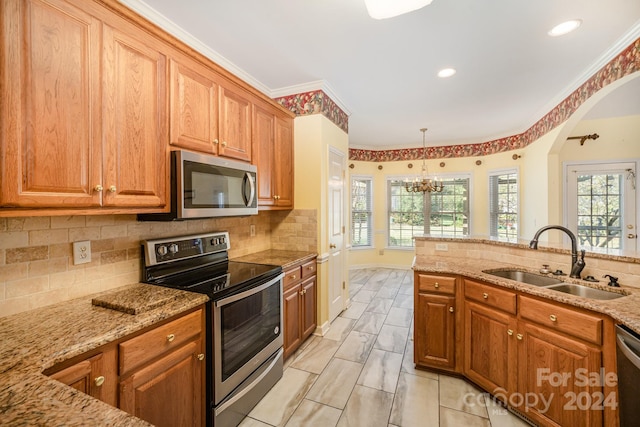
346, 37, 640, 162
274, 90, 349, 133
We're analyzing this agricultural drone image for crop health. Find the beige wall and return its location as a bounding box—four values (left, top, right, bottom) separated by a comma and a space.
0, 209, 317, 318
294, 114, 349, 332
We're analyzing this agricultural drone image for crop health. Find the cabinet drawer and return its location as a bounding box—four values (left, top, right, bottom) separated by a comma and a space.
417, 274, 456, 295
464, 279, 517, 314
119, 309, 202, 376
283, 266, 302, 290
301, 260, 317, 279
519, 295, 602, 345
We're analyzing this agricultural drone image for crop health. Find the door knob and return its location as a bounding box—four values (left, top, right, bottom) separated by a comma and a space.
329, 243, 337, 249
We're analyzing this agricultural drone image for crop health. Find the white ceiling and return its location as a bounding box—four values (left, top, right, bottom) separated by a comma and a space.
122, 0, 640, 150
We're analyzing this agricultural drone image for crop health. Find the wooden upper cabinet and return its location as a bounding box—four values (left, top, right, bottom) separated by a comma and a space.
169, 58, 219, 154
0, 0, 102, 207
102, 21, 168, 208
218, 83, 252, 162
252, 100, 294, 209
0, 0, 169, 210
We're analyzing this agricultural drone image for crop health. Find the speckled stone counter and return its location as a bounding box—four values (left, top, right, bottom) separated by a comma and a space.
0, 283, 208, 426
232, 249, 318, 270
412, 257, 640, 335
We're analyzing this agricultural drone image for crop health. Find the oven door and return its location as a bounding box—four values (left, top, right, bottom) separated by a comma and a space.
213, 273, 284, 404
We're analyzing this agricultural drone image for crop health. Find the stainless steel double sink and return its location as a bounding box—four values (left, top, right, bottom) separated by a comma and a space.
484, 269, 626, 300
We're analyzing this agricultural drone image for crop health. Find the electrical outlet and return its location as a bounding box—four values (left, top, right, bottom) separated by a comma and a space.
250, 224, 256, 237
73, 240, 92, 265
435, 243, 449, 251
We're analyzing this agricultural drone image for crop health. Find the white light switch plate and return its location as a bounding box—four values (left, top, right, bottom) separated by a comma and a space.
73, 240, 92, 265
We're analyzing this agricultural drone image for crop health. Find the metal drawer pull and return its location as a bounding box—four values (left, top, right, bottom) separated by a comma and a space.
94, 376, 105, 387
167, 334, 175, 342
549, 314, 557, 322
308, 266, 314, 271
507, 329, 514, 336
449, 306, 454, 313
291, 275, 296, 280
434, 282, 440, 288
197, 353, 205, 361
516, 333, 523, 340
213, 139, 219, 144
482, 292, 489, 299
109, 185, 116, 193
94, 184, 103, 192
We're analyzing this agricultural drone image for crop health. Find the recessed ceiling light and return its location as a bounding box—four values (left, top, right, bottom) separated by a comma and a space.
437, 68, 457, 78
548, 19, 582, 37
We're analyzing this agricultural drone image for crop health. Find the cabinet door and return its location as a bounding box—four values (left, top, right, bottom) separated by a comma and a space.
119, 340, 204, 427
518, 322, 603, 427
274, 115, 294, 208
169, 58, 218, 154
253, 103, 276, 206
1, 0, 102, 207
218, 83, 251, 161
283, 284, 302, 359
102, 21, 168, 208
301, 276, 317, 339
464, 300, 517, 395
48, 345, 118, 407
415, 293, 456, 370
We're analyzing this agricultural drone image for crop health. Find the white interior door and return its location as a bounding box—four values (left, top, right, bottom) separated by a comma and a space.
566, 162, 637, 251
328, 148, 345, 322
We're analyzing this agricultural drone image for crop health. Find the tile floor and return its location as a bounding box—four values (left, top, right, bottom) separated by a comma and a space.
240, 268, 532, 427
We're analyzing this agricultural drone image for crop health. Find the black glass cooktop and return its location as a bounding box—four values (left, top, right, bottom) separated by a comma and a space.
147, 260, 282, 299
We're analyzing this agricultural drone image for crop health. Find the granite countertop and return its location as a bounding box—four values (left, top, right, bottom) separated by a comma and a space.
413, 257, 640, 335
0, 283, 208, 426
232, 249, 318, 270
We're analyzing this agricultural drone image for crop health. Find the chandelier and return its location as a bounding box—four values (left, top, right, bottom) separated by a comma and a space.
404, 128, 444, 193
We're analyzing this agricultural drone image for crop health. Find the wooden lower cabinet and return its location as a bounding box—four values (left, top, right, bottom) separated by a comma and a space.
46, 307, 205, 426
414, 272, 459, 372
283, 258, 317, 359
47, 344, 118, 407
464, 300, 517, 394
120, 340, 203, 427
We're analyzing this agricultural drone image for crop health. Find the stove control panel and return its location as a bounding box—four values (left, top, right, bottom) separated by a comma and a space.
143, 231, 230, 266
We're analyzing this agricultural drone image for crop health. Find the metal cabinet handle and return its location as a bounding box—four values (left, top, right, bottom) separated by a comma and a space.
303, 289, 307, 295
94, 185, 103, 192
434, 282, 440, 288
197, 353, 205, 361
549, 314, 557, 322
94, 376, 105, 387
449, 306, 454, 313
507, 329, 514, 336
291, 274, 296, 280
482, 292, 489, 299
308, 266, 314, 271
329, 243, 337, 249
213, 139, 219, 145
221, 141, 227, 147
167, 334, 175, 342
516, 333, 523, 341
108, 185, 116, 193
299, 290, 303, 296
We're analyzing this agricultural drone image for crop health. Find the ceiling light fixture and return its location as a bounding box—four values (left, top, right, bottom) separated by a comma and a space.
364, 0, 433, 20
548, 19, 582, 37
405, 128, 444, 193
437, 68, 456, 78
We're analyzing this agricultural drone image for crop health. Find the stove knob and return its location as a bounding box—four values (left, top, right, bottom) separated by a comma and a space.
169, 244, 179, 254
157, 245, 168, 256
210, 238, 218, 246
220, 236, 226, 245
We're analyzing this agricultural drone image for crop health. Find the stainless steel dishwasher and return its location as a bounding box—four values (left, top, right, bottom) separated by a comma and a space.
616, 324, 640, 426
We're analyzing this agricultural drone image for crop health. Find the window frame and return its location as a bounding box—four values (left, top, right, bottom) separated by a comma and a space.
386, 173, 472, 248
488, 168, 519, 242
350, 175, 374, 248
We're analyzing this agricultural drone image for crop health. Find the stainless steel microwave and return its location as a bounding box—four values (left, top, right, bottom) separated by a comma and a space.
139, 150, 257, 220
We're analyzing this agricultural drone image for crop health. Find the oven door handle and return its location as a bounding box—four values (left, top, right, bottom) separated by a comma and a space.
214, 348, 283, 417
215, 273, 284, 307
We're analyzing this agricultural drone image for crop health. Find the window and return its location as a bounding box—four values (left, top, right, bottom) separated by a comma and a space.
351, 176, 373, 247
388, 175, 470, 247
566, 162, 637, 250
489, 170, 518, 241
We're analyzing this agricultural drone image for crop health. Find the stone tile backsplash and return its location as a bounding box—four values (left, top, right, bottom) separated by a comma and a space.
0, 209, 317, 317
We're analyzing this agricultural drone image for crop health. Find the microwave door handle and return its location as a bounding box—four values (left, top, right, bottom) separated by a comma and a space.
243, 172, 255, 207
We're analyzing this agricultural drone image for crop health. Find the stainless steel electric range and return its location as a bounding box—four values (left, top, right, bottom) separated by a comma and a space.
141, 231, 284, 426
